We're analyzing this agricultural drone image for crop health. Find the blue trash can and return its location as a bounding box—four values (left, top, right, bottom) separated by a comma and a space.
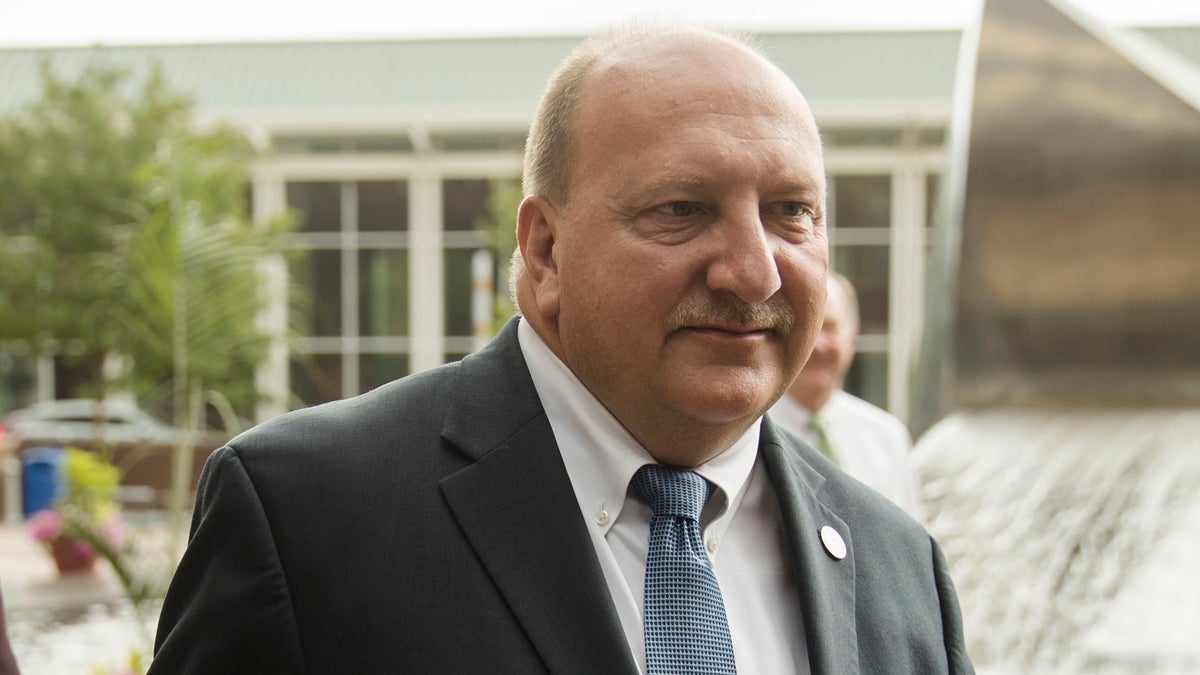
21, 447, 65, 518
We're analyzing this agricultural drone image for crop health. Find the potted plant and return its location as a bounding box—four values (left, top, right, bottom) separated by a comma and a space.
26, 448, 128, 576
25, 447, 163, 675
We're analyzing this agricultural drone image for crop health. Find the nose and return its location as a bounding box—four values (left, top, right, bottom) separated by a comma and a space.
705, 211, 782, 304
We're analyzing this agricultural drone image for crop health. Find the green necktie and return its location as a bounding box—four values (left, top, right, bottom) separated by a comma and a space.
809, 412, 841, 466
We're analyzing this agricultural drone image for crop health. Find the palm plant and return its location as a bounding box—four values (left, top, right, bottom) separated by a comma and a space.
102, 131, 292, 529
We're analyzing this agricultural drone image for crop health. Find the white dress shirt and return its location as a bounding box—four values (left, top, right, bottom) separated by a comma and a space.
518, 318, 808, 674
769, 389, 926, 521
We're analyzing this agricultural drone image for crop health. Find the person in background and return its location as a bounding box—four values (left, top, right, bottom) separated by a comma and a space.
149, 24, 970, 674
770, 272, 927, 520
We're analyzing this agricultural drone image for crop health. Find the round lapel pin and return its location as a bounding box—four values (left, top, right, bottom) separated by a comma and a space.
820, 525, 847, 560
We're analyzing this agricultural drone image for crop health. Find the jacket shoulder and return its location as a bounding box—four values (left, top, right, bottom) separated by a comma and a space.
229, 360, 462, 459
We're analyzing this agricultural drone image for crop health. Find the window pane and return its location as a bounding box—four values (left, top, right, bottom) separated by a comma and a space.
845, 352, 889, 411
443, 179, 491, 232
273, 135, 414, 154
350, 136, 412, 153
286, 181, 341, 232
290, 250, 342, 336
832, 175, 890, 229
917, 128, 946, 146
443, 249, 476, 337
359, 249, 409, 336
822, 128, 902, 146
359, 181, 409, 232
0, 352, 36, 413
290, 354, 342, 407
359, 354, 409, 392
926, 174, 941, 228
833, 245, 889, 335
432, 132, 527, 153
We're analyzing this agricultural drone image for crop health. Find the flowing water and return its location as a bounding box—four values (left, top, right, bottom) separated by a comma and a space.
8, 599, 158, 674
916, 408, 1200, 674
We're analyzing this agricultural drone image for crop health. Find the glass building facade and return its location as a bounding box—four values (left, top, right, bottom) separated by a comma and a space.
258, 124, 946, 424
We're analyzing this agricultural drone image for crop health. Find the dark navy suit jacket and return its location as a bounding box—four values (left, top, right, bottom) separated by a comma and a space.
150, 318, 973, 674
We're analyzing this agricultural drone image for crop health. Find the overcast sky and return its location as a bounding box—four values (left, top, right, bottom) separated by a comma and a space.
3, 0, 1199, 48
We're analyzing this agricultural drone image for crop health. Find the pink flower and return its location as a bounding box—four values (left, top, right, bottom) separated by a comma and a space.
26, 509, 64, 542
103, 515, 127, 550
71, 539, 94, 558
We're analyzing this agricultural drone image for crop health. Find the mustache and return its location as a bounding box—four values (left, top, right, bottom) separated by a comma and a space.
666, 293, 796, 335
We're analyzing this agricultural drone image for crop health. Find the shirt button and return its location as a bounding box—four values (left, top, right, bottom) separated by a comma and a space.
595, 509, 610, 525
706, 537, 719, 553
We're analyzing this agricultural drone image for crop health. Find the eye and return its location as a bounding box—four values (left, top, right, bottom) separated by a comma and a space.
769, 201, 811, 218
653, 201, 705, 217
763, 200, 819, 241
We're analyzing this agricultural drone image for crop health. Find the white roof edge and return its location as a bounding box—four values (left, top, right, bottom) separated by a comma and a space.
195, 107, 536, 134
809, 99, 952, 126
201, 101, 954, 134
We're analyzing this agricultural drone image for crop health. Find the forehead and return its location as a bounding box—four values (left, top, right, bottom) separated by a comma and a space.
586, 35, 813, 125
572, 35, 824, 185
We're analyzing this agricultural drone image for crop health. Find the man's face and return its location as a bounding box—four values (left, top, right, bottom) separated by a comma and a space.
790, 277, 858, 405
526, 38, 828, 464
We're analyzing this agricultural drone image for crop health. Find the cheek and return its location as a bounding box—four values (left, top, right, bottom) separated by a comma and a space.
599, 250, 691, 310
777, 262, 828, 354
787, 280, 827, 335
777, 244, 827, 292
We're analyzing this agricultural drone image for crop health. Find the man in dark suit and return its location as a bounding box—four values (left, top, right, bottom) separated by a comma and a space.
150, 24, 973, 674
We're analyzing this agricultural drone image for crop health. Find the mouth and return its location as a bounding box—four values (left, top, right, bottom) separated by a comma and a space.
677, 324, 777, 342
684, 323, 773, 335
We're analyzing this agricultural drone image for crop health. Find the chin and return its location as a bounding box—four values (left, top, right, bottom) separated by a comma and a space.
678, 388, 777, 427
662, 363, 785, 422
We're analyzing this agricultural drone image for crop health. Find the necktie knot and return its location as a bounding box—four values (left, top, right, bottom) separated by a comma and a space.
632, 464, 713, 521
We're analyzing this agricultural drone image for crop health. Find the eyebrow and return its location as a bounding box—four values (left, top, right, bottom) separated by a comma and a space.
629, 171, 823, 197
768, 175, 824, 194
636, 171, 709, 196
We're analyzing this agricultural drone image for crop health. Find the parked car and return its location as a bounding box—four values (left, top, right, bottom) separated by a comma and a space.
0, 399, 185, 449
0, 399, 223, 510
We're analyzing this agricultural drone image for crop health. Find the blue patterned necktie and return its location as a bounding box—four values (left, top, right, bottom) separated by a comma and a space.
631, 465, 736, 674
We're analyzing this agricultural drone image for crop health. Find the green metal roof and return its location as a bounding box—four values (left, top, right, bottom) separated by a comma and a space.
0, 28, 1194, 123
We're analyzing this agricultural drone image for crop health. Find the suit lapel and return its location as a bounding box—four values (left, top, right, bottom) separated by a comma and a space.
761, 418, 861, 675
439, 320, 638, 675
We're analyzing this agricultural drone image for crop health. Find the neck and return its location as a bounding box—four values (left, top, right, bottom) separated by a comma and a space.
633, 418, 758, 469
789, 385, 835, 414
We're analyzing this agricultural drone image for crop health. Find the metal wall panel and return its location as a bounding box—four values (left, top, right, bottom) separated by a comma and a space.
936, 0, 1200, 410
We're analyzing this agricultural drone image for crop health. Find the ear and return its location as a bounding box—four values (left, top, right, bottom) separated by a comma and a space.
516, 195, 561, 317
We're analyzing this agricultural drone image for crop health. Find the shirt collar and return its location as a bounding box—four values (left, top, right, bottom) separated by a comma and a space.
769, 393, 815, 431
517, 317, 761, 534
